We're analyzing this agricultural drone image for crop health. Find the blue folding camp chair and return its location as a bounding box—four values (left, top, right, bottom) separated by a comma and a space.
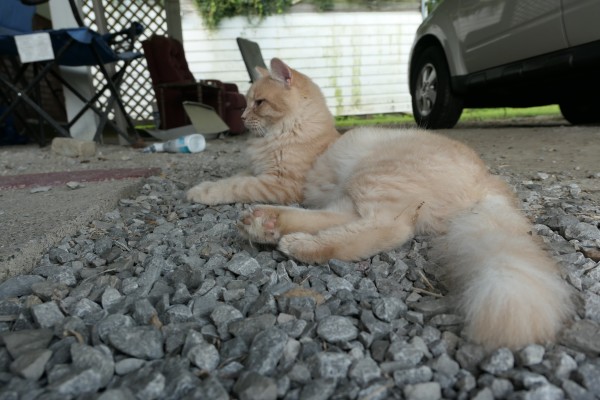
0, 0, 144, 145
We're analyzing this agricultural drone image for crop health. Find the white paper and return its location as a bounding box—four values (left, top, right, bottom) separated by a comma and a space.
14, 33, 55, 63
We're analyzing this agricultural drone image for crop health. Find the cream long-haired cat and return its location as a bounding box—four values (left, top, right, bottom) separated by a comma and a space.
187, 58, 572, 349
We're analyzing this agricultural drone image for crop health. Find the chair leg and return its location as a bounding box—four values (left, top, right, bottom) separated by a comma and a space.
49, 64, 139, 145
102, 65, 141, 143
91, 47, 140, 144
0, 39, 76, 144
0, 86, 45, 145
0, 62, 43, 145
0, 35, 143, 146
0, 75, 70, 139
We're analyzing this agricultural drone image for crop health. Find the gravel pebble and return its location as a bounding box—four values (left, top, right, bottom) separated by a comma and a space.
9, 348, 52, 380
31, 301, 65, 328
108, 326, 164, 360
517, 344, 545, 366
404, 382, 442, 400
246, 328, 288, 376
316, 315, 358, 342
479, 348, 514, 374
0, 275, 45, 299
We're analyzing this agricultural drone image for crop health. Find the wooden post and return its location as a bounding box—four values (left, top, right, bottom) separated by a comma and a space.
165, 0, 183, 42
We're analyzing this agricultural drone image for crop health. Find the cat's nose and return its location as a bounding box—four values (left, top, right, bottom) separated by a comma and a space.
241, 109, 248, 120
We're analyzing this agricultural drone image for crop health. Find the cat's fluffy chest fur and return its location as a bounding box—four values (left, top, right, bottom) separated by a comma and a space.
186, 58, 572, 350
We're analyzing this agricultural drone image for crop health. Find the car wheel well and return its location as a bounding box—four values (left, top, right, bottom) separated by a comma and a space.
410, 36, 445, 92
410, 43, 463, 129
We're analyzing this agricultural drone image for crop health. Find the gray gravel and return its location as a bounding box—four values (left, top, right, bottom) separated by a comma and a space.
1, 136, 600, 399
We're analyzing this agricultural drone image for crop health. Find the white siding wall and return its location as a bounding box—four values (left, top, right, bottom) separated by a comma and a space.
180, 3, 421, 116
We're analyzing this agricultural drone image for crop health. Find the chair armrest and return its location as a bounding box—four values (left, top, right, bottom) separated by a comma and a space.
199, 82, 222, 94
103, 22, 144, 52
155, 81, 223, 92
156, 81, 200, 90
200, 79, 225, 89
201, 80, 240, 93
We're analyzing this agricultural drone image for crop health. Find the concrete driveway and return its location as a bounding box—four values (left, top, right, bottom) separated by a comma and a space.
450, 116, 600, 179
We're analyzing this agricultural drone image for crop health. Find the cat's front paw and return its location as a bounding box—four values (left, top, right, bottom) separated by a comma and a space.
186, 182, 224, 205
237, 206, 281, 244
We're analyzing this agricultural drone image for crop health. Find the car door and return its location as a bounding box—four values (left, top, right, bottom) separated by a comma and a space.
561, 0, 600, 46
456, 0, 566, 73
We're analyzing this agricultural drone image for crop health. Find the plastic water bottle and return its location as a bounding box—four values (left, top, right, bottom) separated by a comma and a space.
143, 134, 206, 153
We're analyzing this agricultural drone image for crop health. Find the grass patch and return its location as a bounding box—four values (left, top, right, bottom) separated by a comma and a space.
335, 113, 413, 128
335, 105, 562, 128
136, 123, 156, 130
460, 105, 561, 121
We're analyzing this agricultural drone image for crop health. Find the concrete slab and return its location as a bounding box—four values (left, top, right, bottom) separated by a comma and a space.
0, 168, 160, 189
0, 168, 159, 282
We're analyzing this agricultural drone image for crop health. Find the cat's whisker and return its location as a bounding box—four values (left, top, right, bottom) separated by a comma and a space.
413, 287, 444, 298
417, 269, 436, 291
255, 125, 268, 137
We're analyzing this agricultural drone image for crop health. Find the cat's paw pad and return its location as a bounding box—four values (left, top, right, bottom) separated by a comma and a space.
186, 182, 221, 205
237, 207, 281, 244
278, 232, 325, 264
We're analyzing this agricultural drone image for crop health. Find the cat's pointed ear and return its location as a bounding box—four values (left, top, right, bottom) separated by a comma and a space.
270, 58, 293, 87
255, 66, 270, 78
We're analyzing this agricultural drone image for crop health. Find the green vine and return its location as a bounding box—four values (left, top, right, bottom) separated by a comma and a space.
193, 0, 334, 30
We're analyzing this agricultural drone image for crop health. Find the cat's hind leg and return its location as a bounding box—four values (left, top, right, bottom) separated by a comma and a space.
238, 205, 356, 245
278, 213, 416, 264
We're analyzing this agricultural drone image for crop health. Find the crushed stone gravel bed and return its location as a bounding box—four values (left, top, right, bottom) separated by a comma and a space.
1, 132, 600, 400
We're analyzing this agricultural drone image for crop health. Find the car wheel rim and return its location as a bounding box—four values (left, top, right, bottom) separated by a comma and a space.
416, 63, 437, 117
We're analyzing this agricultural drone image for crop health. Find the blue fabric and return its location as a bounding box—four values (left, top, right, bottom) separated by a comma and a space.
0, 0, 35, 35
0, 27, 142, 66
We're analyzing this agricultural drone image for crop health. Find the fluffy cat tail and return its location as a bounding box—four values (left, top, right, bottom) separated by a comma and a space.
434, 194, 573, 349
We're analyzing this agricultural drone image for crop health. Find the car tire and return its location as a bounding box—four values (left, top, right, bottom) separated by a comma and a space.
559, 101, 600, 125
411, 46, 463, 129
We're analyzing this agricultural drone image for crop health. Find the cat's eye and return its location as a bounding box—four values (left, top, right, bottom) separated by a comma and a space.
254, 99, 265, 107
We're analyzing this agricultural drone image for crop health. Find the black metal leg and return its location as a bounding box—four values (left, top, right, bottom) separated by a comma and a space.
0, 31, 143, 146
0, 39, 77, 144
0, 75, 70, 138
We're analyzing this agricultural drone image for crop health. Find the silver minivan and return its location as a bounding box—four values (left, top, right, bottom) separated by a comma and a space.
409, 0, 600, 129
